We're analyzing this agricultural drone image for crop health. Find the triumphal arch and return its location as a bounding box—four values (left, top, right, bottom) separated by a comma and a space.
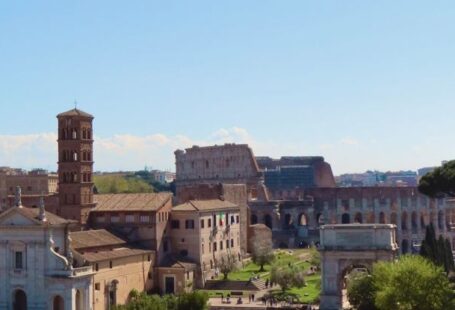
319, 224, 398, 310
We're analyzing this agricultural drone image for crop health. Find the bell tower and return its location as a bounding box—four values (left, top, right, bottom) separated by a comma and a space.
57, 108, 95, 224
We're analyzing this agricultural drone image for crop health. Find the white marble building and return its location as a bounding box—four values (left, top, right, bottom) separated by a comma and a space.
0, 188, 93, 310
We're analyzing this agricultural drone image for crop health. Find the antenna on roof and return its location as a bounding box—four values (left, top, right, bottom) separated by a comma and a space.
74, 100, 78, 109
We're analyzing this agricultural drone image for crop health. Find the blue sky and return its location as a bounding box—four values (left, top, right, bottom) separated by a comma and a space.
1, 1, 455, 173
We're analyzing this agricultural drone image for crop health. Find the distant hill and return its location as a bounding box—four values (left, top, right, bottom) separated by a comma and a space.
94, 171, 175, 194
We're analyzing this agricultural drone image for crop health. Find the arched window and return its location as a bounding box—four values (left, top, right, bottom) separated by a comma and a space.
402, 239, 409, 254
420, 213, 425, 229
109, 280, 119, 307
53, 295, 64, 310
341, 213, 350, 224
438, 211, 444, 230
72, 129, 77, 140
411, 211, 418, 232
75, 290, 82, 310
354, 212, 363, 224
13, 289, 27, 310
401, 211, 408, 230
284, 214, 292, 228
390, 212, 397, 225
379, 212, 386, 224
298, 213, 308, 226
264, 214, 273, 229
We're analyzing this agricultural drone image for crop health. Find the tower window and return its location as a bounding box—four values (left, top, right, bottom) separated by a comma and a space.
72, 129, 77, 139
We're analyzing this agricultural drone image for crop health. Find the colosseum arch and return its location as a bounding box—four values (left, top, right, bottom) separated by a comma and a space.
420, 213, 426, 229
379, 212, 386, 224
438, 211, 444, 230
411, 211, 418, 233
264, 214, 273, 229
341, 213, 350, 224
354, 212, 363, 224
390, 212, 397, 225
401, 211, 408, 231
298, 213, 308, 226
319, 224, 398, 310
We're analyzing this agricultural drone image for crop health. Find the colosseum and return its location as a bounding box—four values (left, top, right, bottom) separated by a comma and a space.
175, 143, 455, 254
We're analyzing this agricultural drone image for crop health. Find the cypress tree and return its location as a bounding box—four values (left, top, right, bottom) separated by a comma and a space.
444, 238, 455, 272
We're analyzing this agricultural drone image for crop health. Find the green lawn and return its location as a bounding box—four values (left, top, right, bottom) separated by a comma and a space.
210, 248, 321, 304
218, 249, 311, 281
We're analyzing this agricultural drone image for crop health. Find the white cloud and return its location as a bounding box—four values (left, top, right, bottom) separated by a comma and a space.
0, 131, 450, 175
0, 128, 264, 172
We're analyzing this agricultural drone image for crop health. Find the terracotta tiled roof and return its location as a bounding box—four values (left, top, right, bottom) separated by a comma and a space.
78, 247, 153, 263
71, 229, 126, 250
172, 199, 238, 212
92, 193, 172, 212
159, 256, 197, 271
57, 108, 93, 118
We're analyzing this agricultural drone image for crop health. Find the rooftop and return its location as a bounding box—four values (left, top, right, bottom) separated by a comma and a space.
172, 199, 239, 212
78, 247, 153, 263
92, 192, 172, 212
0, 206, 76, 226
159, 256, 197, 271
57, 108, 94, 118
71, 229, 126, 250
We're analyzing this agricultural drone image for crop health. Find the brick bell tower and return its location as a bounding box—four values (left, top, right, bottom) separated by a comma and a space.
57, 108, 96, 224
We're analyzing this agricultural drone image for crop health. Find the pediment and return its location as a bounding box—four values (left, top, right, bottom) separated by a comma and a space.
0, 209, 40, 226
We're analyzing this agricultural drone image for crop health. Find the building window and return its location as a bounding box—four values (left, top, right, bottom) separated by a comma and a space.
125, 215, 135, 223
202, 244, 204, 254
231, 215, 235, 224
208, 219, 211, 228
226, 240, 230, 249
231, 239, 234, 247
185, 220, 195, 229
200, 219, 205, 229
171, 220, 180, 229
148, 272, 153, 279
95, 263, 99, 271
213, 242, 217, 252
95, 283, 101, 290
147, 255, 151, 262
209, 242, 211, 253
220, 241, 223, 250
140, 215, 150, 223
110, 216, 119, 223
15, 251, 23, 269
96, 215, 105, 223
109, 261, 113, 269
236, 215, 239, 223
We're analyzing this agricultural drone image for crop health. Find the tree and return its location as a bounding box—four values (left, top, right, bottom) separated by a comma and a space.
418, 160, 455, 197
270, 264, 305, 292
373, 255, 454, 310
251, 235, 275, 272
420, 224, 454, 273
176, 291, 209, 310
218, 254, 238, 280
347, 274, 377, 310
308, 245, 321, 270
114, 291, 208, 310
